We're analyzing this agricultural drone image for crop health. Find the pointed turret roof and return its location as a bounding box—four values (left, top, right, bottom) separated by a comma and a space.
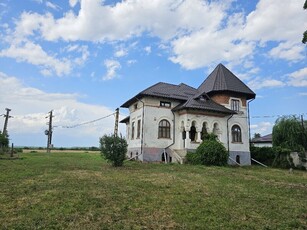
198, 63, 256, 99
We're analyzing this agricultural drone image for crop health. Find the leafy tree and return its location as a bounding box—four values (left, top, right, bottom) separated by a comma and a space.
272, 116, 307, 151
100, 134, 127, 167
0, 131, 9, 153
253, 133, 261, 139
303, 0, 307, 43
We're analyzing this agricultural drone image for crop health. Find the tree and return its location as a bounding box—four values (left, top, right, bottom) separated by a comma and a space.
303, 0, 307, 43
100, 134, 127, 167
253, 133, 261, 139
0, 131, 9, 153
272, 116, 307, 151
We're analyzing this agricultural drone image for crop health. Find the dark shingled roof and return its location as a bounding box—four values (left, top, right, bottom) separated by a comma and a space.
173, 97, 235, 115
121, 64, 256, 114
251, 134, 272, 143
198, 63, 256, 99
121, 82, 197, 107
119, 116, 130, 123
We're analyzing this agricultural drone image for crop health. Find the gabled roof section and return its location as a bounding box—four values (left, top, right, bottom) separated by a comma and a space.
172, 96, 235, 115
198, 63, 256, 99
121, 82, 198, 108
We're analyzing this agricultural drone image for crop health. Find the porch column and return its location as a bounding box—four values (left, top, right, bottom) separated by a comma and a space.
185, 127, 191, 149
196, 127, 202, 143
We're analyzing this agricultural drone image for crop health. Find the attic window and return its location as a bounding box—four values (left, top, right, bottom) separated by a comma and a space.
231, 99, 240, 111
199, 96, 207, 101
134, 103, 138, 110
160, 101, 171, 108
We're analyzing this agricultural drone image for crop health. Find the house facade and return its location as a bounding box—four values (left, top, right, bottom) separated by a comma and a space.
120, 64, 256, 165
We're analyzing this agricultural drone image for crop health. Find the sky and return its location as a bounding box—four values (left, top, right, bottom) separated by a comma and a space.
0, 0, 306, 147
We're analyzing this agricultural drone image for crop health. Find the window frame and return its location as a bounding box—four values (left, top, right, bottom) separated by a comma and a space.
231, 125, 242, 143
160, 101, 171, 108
231, 99, 240, 112
137, 119, 141, 139
131, 121, 135, 140
158, 119, 171, 139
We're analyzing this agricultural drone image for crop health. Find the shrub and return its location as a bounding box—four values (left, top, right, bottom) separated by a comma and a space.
186, 136, 228, 166
196, 140, 228, 166
185, 151, 202, 165
100, 134, 127, 167
272, 147, 293, 169
0, 132, 9, 154
250, 146, 276, 166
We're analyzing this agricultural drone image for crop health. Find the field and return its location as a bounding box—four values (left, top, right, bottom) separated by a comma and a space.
0, 152, 306, 229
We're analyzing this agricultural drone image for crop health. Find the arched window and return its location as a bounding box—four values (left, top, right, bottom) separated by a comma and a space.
232, 125, 242, 143
189, 121, 197, 141
158, 119, 171, 138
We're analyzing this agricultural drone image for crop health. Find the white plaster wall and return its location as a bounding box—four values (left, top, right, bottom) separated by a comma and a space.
142, 97, 180, 149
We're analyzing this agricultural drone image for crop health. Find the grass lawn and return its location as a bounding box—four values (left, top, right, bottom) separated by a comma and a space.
0, 152, 306, 229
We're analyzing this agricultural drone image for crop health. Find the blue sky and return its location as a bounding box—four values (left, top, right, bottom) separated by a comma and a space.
0, 0, 306, 147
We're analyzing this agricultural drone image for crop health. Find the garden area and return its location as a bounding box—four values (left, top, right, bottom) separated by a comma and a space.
0, 151, 306, 229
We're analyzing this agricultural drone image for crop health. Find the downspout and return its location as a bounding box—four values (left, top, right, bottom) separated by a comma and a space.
247, 98, 255, 144
135, 97, 145, 159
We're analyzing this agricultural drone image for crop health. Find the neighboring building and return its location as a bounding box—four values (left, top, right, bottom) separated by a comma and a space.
120, 64, 256, 165
251, 134, 272, 147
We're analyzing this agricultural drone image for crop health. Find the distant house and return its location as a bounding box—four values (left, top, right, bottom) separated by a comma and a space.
120, 64, 256, 165
251, 134, 272, 147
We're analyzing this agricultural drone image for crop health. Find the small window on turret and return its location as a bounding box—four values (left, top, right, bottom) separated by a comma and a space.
231, 99, 240, 111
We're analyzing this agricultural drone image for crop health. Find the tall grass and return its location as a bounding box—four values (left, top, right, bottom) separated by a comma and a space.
0, 152, 306, 229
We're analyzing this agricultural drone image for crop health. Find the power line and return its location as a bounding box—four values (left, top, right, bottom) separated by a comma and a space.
56, 112, 116, 129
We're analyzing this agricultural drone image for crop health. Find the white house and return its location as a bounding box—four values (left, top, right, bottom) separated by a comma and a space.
120, 64, 256, 165
251, 134, 273, 148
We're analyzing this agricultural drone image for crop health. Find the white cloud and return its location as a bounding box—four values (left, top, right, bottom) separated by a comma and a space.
251, 121, 273, 136
248, 77, 285, 91
127, 59, 137, 66
69, 0, 79, 8
243, 0, 306, 43
114, 48, 128, 58
144, 46, 151, 55
299, 92, 307, 96
269, 42, 305, 62
287, 67, 307, 87
4, 0, 307, 72
0, 41, 71, 76
46, 1, 61, 11
103, 59, 121, 80
0, 72, 122, 146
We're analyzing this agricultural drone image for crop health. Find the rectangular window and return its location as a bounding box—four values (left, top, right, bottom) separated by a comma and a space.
160, 101, 171, 107
137, 119, 141, 139
131, 122, 135, 139
231, 99, 240, 112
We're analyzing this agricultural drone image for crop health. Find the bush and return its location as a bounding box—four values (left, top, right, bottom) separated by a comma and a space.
0, 132, 9, 154
186, 136, 228, 166
272, 147, 293, 169
250, 146, 276, 166
100, 134, 127, 167
185, 151, 202, 165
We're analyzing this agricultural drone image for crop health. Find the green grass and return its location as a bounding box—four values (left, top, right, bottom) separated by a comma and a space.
0, 152, 306, 229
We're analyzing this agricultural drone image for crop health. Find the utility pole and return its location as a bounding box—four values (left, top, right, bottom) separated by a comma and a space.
114, 108, 119, 137
45, 110, 54, 153
2, 108, 12, 137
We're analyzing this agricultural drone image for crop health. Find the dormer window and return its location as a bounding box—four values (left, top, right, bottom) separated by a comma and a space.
231, 99, 240, 112
160, 101, 171, 108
